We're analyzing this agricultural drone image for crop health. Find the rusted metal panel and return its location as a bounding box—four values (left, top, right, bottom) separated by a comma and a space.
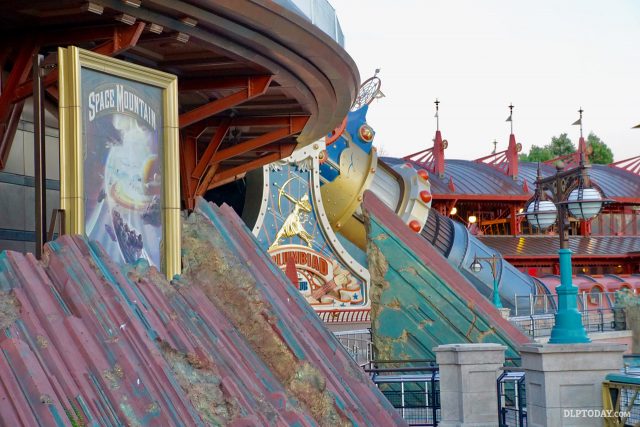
363, 192, 530, 363
0, 198, 404, 426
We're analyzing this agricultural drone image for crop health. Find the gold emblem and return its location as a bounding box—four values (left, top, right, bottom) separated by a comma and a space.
270, 178, 314, 249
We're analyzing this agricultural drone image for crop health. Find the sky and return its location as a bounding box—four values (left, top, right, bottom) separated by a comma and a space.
330, 0, 640, 162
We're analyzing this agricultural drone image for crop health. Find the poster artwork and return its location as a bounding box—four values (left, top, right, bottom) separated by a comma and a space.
82, 69, 163, 268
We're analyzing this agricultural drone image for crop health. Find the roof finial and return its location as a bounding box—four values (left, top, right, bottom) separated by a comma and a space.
492, 139, 498, 154
434, 98, 440, 131
572, 107, 584, 138
506, 103, 514, 134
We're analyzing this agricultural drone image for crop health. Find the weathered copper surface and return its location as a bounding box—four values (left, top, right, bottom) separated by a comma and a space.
363, 192, 530, 363
0, 198, 404, 426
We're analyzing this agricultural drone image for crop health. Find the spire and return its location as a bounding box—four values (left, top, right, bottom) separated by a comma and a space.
573, 108, 588, 164
433, 98, 445, 177
572, 107, 584, 138
506, 104, 519, 179
506, 103, 514, 134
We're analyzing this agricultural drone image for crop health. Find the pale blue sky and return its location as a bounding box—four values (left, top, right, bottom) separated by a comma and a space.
331, 0, 640, 162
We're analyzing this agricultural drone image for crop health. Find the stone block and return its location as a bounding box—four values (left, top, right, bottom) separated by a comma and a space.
435, 343, 505, 427
521, 342, 626, 426
435, 343, 507, 365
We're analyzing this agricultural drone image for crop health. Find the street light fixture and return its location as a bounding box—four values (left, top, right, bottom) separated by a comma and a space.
523, 126, 606, 343
470, 253, 502, 308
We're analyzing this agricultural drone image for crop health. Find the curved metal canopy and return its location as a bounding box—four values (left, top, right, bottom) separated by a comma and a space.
0, 0, 360, 205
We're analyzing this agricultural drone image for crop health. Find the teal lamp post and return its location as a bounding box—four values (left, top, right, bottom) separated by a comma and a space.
470, 254, 503, 308
524, 140, 605, 343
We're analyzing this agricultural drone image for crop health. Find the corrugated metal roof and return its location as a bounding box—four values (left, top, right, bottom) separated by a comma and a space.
363, 192, 530, 363
0, 198, 404, 426
383, 157, 640, 201
515, 162, 640, 202
479, 235, 640, 257
382, 157, 529, 199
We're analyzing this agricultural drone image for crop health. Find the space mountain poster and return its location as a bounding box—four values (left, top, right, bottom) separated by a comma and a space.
81, 68, 163, 268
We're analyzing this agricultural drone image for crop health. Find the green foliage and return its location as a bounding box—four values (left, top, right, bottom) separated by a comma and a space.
520, 134, 575, 162
549, 133, 576, 157
587, 132, 614, 164
617, 289, 640, 308
520, 145, 553, 162
520, 132, 614, 165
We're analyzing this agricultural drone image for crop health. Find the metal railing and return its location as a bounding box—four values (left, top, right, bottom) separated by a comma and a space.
276, 0, 345, 45
603, 356, 640, 426
509, 292, 622, 338
512, 291, 624, 317
509, 308, 616, 339
498, 368, 527, 427
366, 363, 440, 426
603, 379, 640, 426
333, 329, 372, 366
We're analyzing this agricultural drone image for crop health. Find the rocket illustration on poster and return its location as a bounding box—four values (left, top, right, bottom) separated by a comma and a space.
81, 68, 163, 268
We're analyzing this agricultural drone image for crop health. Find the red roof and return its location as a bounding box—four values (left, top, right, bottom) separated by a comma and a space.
479, 235, 640, 257
0, 199, 404, 426
383, 157, 640, 203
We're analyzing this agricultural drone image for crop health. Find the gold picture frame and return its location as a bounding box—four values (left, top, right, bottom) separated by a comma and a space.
59, 46, 180, 278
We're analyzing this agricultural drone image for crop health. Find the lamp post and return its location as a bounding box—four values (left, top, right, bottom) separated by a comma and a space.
524, 148, 605, 343
470, 253, 503, 308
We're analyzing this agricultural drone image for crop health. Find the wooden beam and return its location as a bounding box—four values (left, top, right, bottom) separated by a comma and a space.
179, 133, 198, 210
93, 22, 145, 56
195, 162, 220, 197
179, 75, 272, 92
212, 116, 308, 163
0, 101, 24, 168
191, 120, 230, 179
178, 75, 272, 128
0, 41, 36, 168
180, 114, 300, 133
12, 23, 146, 103
207, 144, 297, 190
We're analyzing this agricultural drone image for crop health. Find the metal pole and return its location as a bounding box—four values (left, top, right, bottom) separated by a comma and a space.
491, 255, 503, 308
549, 167, 590, 343
544, 293, 548, 313
401, 381, 405, 419
33, 53, 46, 259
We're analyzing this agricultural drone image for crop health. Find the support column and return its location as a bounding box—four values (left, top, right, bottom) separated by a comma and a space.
521, 343, 626, 427
435, 343, 506, 427
33, 52, 46, 259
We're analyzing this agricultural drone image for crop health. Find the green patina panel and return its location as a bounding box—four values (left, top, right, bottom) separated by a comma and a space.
367, 213, 522, 363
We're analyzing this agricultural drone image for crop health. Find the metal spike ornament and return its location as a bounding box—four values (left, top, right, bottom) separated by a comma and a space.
572, 107, 584, 138
435, 99, 440, 130
506, 103, 514, 134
